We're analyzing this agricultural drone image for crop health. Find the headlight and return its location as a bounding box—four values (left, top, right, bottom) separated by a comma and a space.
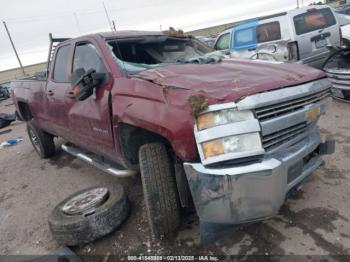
194, 106, 264, 164
196, 109, 254, 130
202, 133, 262, 159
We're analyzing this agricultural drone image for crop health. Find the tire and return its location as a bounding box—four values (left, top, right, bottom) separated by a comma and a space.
27, 120, 55, 158
15, 111, 23, 121
344, 39, 350, 48
49, 184, 129, 246
342, 90, 350, 100
139, 143, 180, 239
323, 48, 350, 69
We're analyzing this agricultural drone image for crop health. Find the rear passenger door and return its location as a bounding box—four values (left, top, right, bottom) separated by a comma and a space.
292, 7, 340, 68
45, 44, 72, 136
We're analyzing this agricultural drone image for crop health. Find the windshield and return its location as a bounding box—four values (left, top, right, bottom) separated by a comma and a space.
107, 36, 221, 74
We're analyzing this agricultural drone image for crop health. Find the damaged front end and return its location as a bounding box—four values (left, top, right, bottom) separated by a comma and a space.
183, 79, 335, 243
324, 48, 350, 102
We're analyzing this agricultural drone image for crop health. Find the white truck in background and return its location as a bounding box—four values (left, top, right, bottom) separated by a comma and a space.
214, 5, 342, 69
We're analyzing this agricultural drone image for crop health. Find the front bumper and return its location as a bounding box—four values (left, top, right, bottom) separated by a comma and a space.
183, 129, 334, 225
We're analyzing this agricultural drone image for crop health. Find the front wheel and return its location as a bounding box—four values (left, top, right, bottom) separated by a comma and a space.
139, 143, 180, 239
27, 120, 55, 158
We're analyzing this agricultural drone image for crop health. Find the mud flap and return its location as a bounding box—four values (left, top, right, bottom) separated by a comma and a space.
319, 139, 335, 155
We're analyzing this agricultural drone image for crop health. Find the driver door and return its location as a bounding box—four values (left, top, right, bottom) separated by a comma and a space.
67, 41, 115, 158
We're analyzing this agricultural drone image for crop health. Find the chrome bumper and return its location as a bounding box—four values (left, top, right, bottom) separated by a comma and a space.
183, 129, 334, 225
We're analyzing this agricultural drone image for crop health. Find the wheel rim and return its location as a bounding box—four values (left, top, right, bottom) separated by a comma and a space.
29, 128, 41, 153
62, 187, 109, 216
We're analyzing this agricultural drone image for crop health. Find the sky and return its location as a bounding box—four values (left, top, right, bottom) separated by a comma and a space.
0, 0, 319, 71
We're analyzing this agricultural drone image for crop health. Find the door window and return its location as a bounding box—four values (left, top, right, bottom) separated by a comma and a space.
257, 22, 281, 43
215, 33, 230, 50
73, 43, 108, 74
234, 21, 282, 49
293, 8, 336, 35
235, 27, 256, 47
53, 45, 70, 82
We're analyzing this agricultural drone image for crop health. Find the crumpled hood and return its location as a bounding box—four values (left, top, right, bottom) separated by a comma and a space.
134, 59, 326, 103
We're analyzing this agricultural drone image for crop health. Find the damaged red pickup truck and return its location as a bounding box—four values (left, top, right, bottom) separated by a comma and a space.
12, 31, 335, 241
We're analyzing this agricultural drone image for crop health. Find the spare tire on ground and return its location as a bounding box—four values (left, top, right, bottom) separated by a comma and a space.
48, 184, 129, 246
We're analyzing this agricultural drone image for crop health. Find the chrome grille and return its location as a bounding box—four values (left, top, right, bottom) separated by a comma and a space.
326, 70, 350, 90
255, 89, 330, 121
262, 122, 308, 151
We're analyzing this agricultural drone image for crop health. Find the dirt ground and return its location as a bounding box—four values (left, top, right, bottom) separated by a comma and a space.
0, 97, 349, 261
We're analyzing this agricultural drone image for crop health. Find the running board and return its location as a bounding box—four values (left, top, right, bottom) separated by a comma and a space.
61, 143, 138, 177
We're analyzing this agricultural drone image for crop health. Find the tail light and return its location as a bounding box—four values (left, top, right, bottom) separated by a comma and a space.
340, 27, 344, 46
287, 41, 300, 62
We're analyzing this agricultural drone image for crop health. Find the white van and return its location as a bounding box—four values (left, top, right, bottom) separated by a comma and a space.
214, 5, 341, 68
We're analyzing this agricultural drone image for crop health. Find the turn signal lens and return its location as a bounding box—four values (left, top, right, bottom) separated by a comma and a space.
202, 139, 225, 158
197, 112, 215, 130
202, 133, 263, 159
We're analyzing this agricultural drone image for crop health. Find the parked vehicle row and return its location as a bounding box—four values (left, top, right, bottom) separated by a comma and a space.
194, 5, 350, 106
213, 5, 341, 69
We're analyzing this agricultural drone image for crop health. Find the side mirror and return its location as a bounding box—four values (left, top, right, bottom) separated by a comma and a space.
91, 72, 107, 86
71, 68, 107, 101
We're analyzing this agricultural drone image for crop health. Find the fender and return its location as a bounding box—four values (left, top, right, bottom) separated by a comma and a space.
111, 77, 198, 160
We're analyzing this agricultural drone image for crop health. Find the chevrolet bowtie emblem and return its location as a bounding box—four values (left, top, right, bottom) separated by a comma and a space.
307, 107, 321, 120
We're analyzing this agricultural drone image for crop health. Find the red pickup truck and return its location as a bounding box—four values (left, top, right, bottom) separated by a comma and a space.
12, 31, 334, 241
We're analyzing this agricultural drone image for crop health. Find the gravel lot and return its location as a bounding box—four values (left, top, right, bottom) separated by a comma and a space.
0, 97, 349, 260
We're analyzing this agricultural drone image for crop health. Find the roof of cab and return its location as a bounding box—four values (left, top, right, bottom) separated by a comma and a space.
99, 30, 165, 39
54, 30, 172, 48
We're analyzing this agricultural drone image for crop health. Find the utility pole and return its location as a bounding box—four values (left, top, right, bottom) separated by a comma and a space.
297, 0, 300, 8
73, 12, 81, 34
2, 21, 25, 76
102, 2, 113, 31
112, 20, 117, 32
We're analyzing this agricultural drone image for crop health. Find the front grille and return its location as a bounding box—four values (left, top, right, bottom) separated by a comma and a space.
255, 89, 330, 121
262, 122, 308, 151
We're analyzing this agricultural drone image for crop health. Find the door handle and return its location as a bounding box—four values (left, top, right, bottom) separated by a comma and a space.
47, 90, 54, 96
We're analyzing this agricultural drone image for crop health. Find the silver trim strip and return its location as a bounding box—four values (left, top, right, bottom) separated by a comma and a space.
185, 158, 281, 176
236, 78, 331, 110
198, 102, 237, 114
